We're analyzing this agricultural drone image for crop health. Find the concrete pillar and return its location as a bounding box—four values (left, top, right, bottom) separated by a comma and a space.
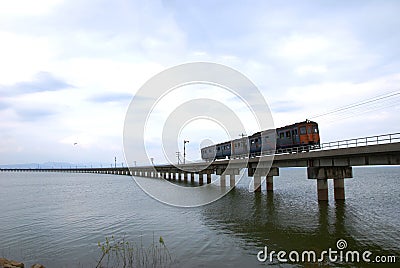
230, 174, 235, 188
184, 173, 188, 182
317, 179, 328, 201
207, 172, 212, 184
266, 176, 273, 192
220, 175, 226, 187
308, 166, 352, 202
254, 175, 262, 192
191, 173, 195, 182
199, 173, 204, 185
334, 178, 345, 200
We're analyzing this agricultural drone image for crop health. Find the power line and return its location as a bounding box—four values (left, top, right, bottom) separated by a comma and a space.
320, 101, 400, 125
310, 90, 400, 119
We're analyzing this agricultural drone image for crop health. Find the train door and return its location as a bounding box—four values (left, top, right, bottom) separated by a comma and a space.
291, 127, 299, 146
299, 123, 309, 146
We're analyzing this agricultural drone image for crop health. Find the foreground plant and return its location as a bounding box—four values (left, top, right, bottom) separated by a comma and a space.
96, 235, 173, 268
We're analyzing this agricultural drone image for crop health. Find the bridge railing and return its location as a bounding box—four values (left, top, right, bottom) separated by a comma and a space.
320, 132, 400, 150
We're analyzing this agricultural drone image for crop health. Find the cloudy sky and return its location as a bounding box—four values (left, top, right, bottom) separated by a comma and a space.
1, 0, 399, 166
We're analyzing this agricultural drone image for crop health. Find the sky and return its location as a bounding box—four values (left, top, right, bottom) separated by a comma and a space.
0, 0, 399, 166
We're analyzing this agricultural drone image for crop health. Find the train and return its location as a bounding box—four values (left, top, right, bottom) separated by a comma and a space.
201, 120, 320, 161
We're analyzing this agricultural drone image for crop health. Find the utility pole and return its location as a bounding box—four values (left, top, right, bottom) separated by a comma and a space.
114, 157, 116, 168
183, 140, 189, 164
150, 158, 154, 165
176, 151, 180, 164
239, 133, 247, 138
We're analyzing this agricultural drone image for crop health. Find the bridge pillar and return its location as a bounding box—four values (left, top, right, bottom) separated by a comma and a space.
266, 168, 279, 192
254, 175, 262, 192
230, 174, 235, 187
199, 173, 204, 185
248, 167, 279, 192
317, 179, 328, 201
184, 172, 188, 182
191, 173, 195, 182
308, 166, 352, 201
266, 176, 274, 192
222, 169, 239, 188
206, 172, 212, 184
334, 178, 345, 200
220, 175, 226, 187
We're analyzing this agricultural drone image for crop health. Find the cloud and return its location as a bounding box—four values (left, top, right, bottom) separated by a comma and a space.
0, 0, 400, 165
87, 92, 133, 103
271, 101, 303, 113
16, 108, 57, 121
0, 100, 9, 110
1, 71, 73, 95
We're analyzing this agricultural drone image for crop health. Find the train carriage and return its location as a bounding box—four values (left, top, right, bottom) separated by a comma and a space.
249, 131, 262, 156
231, 137, 249, 158
276, 120, 320, 151
201, 145, 216, 161
261, 128, 277, 154
219, 141, 231, 159
200, 120, 320, 161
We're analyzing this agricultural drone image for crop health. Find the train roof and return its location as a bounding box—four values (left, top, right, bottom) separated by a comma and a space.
276, 119, 318, 130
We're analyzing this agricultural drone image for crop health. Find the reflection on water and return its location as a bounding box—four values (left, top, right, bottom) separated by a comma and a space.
0, 167, 399, 267
200, 167, 400, 266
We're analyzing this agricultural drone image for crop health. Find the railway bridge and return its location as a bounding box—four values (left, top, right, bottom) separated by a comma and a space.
1, 133, 400, 202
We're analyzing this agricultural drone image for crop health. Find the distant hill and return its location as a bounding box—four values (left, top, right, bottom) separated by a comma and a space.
0, 162, 113, 169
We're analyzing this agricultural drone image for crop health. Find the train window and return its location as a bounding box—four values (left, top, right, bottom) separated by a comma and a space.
307, 127, 312, 134
217, 147, 220, 151
286, 131, 291, 138
279, 132, 284, 139
293, 129, 298, 136
208, 149, 211, 153
300, 127, 306, 134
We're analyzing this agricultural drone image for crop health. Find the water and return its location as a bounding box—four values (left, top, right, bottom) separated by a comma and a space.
0, 167, 399, 267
